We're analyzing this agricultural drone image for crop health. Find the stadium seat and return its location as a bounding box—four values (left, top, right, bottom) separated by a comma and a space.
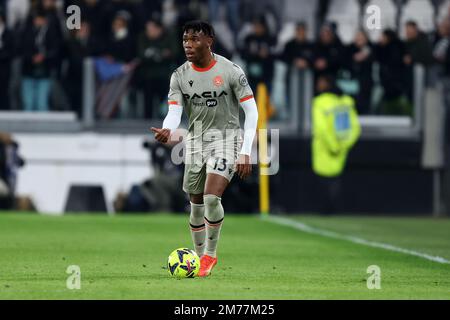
236, 22, 254, 50
399, 0, 435, 38
363, 0, 398, 43
212, 21, 235, 53
327, 0, 360, 16
6, 0, 30, 28
281, 0, 318, 39
437, 0, 450, 23
326, 0, 361, 44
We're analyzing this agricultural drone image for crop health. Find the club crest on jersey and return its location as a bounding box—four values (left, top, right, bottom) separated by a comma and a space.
213, 75, 224, 87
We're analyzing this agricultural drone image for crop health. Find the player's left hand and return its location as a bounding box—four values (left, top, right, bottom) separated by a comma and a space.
235, 154, 252, 180
151, 127, 171, 144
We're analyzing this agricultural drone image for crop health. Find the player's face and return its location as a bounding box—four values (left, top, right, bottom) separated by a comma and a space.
183, 30, 212, 63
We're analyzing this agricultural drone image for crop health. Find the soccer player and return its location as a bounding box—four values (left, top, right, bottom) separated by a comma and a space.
151, 21, 259, 277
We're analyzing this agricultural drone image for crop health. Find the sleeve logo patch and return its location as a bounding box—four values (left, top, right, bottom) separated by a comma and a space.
239, 74, 249, 87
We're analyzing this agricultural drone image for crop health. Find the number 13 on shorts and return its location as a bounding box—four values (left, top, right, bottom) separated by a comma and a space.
207, 157, 235, 181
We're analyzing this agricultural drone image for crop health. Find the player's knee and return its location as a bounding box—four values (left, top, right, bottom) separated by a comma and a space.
190, 193, 204, 204
190, 201, 205, 220
203, 194, 224, 220
204, 194, 221, 206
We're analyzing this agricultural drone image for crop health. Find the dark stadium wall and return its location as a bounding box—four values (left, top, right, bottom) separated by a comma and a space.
269, 137, 433, 215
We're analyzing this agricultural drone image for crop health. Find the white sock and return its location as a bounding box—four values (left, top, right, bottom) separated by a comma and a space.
189, 202, 206, 257
204, 194, 224, 258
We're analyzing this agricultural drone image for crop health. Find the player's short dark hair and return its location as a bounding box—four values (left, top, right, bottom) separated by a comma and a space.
183, 20, 215, 38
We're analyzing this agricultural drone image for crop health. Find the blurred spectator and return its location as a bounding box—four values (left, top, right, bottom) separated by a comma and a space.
20, 10, 61, 112
39, 0, 64, 38
100, 0, 142, 40
0, 134, 10, 208
104, 10, 135, 63
65, 0, 107, 38
240, 16, 277, 92
435, 19, 450, 139
282, 21, 314, 110
208, 0, 240, 39
374, 29, 411, 115
64, 20, 102, 117
403, 21, 434, 102
403, 20, 433, 67
137, 18, 177, 119
0, 0, 446, 119
282, 22, 314, 70
0, 132, 25, 210
66, 0, 146, 41
347, 30, 374, 115
433, 18, 450, 69
0, 8, 13, 110
313, 22, 344, 77
312, 75, 360, 214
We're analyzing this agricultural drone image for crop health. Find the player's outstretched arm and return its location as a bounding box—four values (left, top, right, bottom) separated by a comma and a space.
236, 97, 259, 179
150, 103, 183, 144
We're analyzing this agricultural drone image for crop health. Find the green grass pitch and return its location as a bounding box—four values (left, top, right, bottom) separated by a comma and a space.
0, 212, 449, 299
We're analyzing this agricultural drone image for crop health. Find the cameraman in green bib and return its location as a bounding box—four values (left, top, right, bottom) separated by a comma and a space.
312, 75, 361, 213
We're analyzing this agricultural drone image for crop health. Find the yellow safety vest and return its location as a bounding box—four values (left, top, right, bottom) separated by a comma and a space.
312, 92, 361, 177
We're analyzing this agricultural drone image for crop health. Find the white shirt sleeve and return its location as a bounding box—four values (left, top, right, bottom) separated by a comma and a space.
240, 98, 259, 156
162, 104, 183, 132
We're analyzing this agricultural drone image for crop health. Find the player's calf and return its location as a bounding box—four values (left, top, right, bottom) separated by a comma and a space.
189, 201, 206, 257
204, 194, 224, 259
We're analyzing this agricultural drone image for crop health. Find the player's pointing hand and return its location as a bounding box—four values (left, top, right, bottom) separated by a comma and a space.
151, 127, 171, 144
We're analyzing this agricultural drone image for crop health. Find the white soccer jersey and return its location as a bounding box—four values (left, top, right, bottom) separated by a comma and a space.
168, 53, 254, 141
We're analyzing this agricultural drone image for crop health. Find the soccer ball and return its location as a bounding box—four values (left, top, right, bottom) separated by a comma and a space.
167, 248, 200, 278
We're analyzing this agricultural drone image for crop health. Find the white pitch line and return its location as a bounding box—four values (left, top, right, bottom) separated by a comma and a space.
263, 215, 450, 265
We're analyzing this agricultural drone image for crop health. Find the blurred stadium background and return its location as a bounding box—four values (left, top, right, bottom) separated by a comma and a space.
0, 0, 450, 217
